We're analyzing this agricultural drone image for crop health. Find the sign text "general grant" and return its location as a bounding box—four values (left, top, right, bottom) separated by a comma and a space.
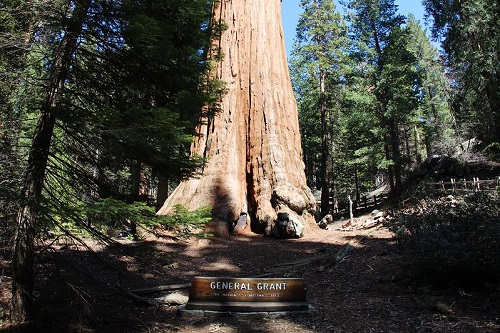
209, 281, 288, 291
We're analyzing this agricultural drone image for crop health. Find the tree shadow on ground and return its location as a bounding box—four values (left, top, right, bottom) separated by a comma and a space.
1, 228, 499, 332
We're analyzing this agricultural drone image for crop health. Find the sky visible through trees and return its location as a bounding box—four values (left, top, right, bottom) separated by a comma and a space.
282, 0, 427, 57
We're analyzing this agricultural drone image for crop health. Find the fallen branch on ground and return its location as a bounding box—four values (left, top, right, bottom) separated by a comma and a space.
251, 233, 371, 277
130, 283, 191, 295
319, 237, 365, 271
117, 282, 189, 306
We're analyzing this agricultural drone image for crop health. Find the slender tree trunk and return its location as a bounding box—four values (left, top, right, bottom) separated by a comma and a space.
11, 0, 91, 324
158, 0, 316, 234
388, 117, 402, 192
384, 141, 395, 192
129, 161, 141, 237
414, 125, 422, 165
485, 81, 500, 141
427, 87, 440, 136
377, 104, 395, 193
12, 112, 55, 324
320, 70, 331, 217
354, 166, 360, 205
156, 175, 169, 212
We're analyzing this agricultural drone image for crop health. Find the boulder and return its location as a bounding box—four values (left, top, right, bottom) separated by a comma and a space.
318, 214, 333, 229
271, 212, 304, 239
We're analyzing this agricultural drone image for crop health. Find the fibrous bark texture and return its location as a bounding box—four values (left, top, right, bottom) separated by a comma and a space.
158, 0, 316, 233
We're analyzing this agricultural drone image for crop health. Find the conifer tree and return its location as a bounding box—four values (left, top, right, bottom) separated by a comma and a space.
158, 0, 316, 235
343, 0, 415, 193
6, 0, 214, 323
406, 15, 456, 156
424, 0, 499, 144
291, 0, 349, 216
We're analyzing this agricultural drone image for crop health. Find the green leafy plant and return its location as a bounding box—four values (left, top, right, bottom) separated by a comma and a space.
157, 204, 212, 237
82, 199, 212, 238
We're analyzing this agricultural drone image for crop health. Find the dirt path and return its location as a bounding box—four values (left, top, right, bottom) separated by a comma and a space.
1, 220, 499, 332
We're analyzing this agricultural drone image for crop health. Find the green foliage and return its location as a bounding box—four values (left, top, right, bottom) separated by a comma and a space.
406, 15, 456, 156
85, 198, 154, 227
378, 26, 419, 117
342, 0, 405, 63
424, 0, 500, 144
291, 0, 351, 199
83, 200, 212, 238
390, 192, 500, 288
483, 142, 500, 160
156, 204, 213, 237
1, 0, 218, 245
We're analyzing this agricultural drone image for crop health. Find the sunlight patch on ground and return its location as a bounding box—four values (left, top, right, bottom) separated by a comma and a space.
203, 257, 241, 273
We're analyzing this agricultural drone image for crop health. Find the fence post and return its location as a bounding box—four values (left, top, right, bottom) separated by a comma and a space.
348, 195, 354, 225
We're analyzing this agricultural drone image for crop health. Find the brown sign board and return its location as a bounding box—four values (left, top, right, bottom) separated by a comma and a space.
185, 277, 309, 312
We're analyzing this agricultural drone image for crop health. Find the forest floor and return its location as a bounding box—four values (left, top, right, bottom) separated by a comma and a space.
1, 212, 499, 333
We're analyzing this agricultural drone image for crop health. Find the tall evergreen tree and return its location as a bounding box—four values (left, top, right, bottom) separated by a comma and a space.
12, 0, 93, 322
292, 0, 349, 216
158, 0, 317, 236
406, 15, 456, 157
424, 0, 499, 144
376, 25, 420, 183
5, 0, 215, 323
343, 0, 416, 193
0, 0, 34, 224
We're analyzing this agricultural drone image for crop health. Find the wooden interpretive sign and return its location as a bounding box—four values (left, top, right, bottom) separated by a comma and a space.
185, 277, 309, 312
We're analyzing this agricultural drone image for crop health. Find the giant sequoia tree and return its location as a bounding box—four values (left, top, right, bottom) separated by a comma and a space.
158, 0, 316, 234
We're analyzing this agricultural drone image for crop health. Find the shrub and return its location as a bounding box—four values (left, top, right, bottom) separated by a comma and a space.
84, 199, 212, 238
156, 204, 213, 237
390, 192, 500, 288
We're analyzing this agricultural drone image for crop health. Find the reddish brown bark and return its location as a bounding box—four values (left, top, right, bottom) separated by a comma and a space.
158, 0, 316, 234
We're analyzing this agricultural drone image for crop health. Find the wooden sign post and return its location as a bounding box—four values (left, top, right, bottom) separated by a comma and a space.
185, 277, 309, 312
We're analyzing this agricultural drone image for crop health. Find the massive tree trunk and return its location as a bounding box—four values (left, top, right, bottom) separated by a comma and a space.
158, 0, 316, 234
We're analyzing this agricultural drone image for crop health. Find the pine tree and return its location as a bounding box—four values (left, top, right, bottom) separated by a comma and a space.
6, 0, 214, 323
343, 0, 415, 193
406, 15, 456, 157
424, 0, 499, 144
12, 0, 93, 322
292, 0, 348, 216
292, 0, 349, 216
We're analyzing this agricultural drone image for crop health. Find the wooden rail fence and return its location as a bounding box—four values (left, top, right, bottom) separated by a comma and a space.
318, 193, 388, 215
426, 177, 500, 193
